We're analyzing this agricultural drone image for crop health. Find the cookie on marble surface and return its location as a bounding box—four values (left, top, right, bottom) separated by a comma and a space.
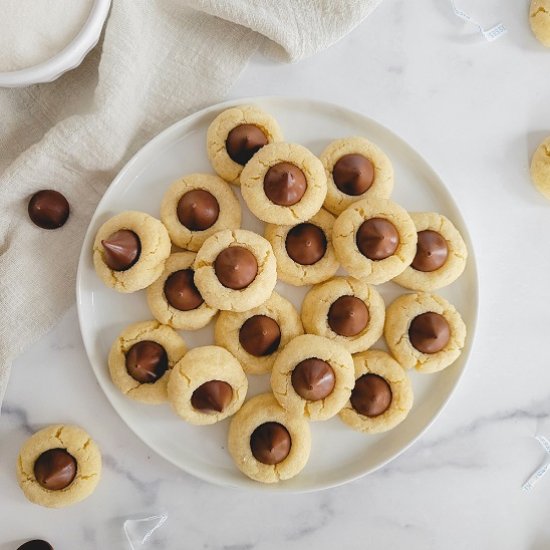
530, 136, 550, 199
160, 173, 241, 251
240, 142, 327, 225
340, 350, 413, 434
108, 320, 187, 404
332, 198, 417, 284
264, 208, 339, 286
301, 276, 385, 354
271, 334, 355, 422
167, 346, 248, 425
146, 251, 217, 330
320, 137, 394, 215
92, 211, 171, 293
193, 229, 277, 312
530, 0, 550, 46
384, 292, 466, 373
206, 105, 283, 184
214, 292, 303, 375
17, 424, 101, 508
227, 393, 311, 483
393, 212, 468, 291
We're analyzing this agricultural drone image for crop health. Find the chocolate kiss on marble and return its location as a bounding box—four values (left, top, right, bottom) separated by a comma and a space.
17, 540, 54, 550
101, 229, 141, 271
33, 448, 77, 491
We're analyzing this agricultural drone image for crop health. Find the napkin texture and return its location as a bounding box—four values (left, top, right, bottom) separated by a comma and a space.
0, 0, 382, 407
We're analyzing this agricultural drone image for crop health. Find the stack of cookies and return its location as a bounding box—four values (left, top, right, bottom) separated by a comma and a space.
92, 104, 468, 484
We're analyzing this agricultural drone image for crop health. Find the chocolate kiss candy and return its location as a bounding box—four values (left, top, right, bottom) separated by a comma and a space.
214, 246, 258, 290
291, 358, 336, 401
226, 124, 268, 165
17, 541, 54, 550
263, 162, 307, 206
191, 380, 233, 413
332, 154, 374, 196
350, 373, 392, 417
356, 217, 399, 260
328, 295, 369, 337
411, 230, 449, 272
28, 189, 70, 229
125, 340, 168, 383
250, 422, 291, 465
33, 448, 77, 491
408, 312, 450, 354
285, 223, 327, 265
164, 269, 204, 311
177, 189, 220, 231
101, 229, 141, 271
239, 315, 281, 357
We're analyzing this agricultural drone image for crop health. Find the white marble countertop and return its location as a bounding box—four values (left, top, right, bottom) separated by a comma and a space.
3, 1, 550, 548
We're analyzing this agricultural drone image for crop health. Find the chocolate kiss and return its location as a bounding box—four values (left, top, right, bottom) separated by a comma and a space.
101, 229, 141, 271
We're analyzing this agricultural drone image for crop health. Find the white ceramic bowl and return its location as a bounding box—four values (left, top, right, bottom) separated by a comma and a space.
0, 0, 111, 88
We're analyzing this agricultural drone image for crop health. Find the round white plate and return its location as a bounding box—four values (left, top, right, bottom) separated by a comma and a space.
76, 97, 478, 492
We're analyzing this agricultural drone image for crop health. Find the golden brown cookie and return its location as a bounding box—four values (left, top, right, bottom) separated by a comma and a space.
146, 252, 217, 330
271, 334, 355, 421
167, 346, 248, 425
16, 425, 101, 508
320, 137, 394, 215
92, 211, 171, 293
214, 292, 303, 375
530, 0, 550, 46
530, 136, 550, 199
301, 276, 385, 354
206, 105, 284, 184
108, 320, 187, 404
193, 229, 277, 312
384, 293, 467, 373
227, 393, 311, 483
160, 173, 241, 251
264, 209, 339, 286
332, 198, 417, 284
393, 212, 468, 291
340, 350, 413, 434
240, 142, 327, 225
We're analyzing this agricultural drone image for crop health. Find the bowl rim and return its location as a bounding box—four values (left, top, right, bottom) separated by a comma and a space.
0, 0, 111, 88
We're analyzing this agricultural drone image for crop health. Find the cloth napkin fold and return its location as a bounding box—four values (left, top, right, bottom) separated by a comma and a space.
0, 0, 382, 408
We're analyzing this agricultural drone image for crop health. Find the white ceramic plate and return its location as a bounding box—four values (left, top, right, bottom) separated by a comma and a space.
76, 97, 478, 492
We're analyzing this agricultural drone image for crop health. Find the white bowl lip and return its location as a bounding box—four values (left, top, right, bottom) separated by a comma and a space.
0, 0, 111, 88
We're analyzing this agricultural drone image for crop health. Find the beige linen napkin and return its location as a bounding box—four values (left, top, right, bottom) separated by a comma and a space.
0, 0, 382, 406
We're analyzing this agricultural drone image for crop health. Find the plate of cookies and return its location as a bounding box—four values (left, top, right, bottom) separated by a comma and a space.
76, 97, 478, 491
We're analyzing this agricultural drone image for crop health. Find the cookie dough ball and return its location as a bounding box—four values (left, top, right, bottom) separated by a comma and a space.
393, 212, 468, 291
193, 229, 277, 312
340, 350, 413, 434
531, 136, 550, 199
265, 209, 339, 286
146, 252, 217, 330
93, 211, 171, 293
320, 137, 394, 215
530, 0, 550, 46
271, 334, 355, 421
240, 142, 327, 225
301, 276, 385, 354
16, 425, 101, 508
207, 105, 284, 184
228, 393, 311, 483
215, 292, 303, 375
167, 346, 248, 425
160, 173, 241, 251
333, 198, 417, 284
108, 320, 187, 404
385, 293, 467, 373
